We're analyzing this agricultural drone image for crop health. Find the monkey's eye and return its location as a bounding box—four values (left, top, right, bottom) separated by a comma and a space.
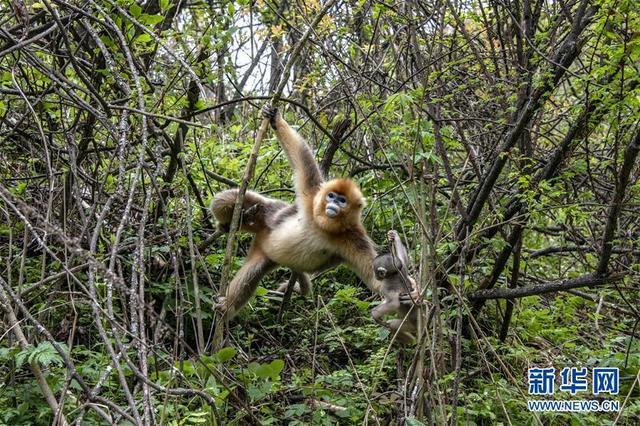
327, 192, 336, 200
336, 195, 347, 207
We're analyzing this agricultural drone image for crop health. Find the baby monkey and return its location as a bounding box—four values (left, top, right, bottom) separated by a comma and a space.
372, 230, 421, 344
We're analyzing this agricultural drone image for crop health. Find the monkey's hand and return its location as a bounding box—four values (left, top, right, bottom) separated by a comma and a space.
387, 230, 399, 244
399, 287, 423, 306
261, 104, 280, 129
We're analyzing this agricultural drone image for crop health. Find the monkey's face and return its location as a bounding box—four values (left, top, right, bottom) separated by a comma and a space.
313, 179, 364, 233
373, 254, 403, 280
375, 266, 389, 280
324, 191, 348, 218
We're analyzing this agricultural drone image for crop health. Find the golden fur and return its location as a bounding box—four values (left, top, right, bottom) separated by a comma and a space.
213, 108, 382, 318
312, 179, 365, 234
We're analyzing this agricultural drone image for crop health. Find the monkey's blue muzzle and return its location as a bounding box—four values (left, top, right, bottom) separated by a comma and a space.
325, 203, 339, 218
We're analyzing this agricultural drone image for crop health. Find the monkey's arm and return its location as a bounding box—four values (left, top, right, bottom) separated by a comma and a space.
385, 318, 417, 344
388, 230, 410, 269
341, 232, 383, 293
263, 106, 323, 200
388, 230, 421, 301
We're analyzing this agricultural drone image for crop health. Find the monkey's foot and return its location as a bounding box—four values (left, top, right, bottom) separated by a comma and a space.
276, 281, 307, 296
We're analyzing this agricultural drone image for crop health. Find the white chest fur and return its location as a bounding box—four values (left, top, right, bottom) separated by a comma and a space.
264, 214, 334, 271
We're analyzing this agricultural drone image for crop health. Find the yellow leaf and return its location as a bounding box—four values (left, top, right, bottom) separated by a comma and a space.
271, 24, 284, 38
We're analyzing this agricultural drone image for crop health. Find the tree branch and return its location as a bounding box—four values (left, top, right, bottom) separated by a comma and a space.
597, 127, 640, 274
468, 273, 624, 301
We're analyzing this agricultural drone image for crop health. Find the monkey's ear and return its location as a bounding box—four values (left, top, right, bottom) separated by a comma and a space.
357, 197, 367, 208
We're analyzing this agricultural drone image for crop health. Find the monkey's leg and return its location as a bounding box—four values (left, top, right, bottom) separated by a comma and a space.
372, 299, 417, 343
277, 272, 299, 322
275, 272, 312, 296
386, 319, 416, 344
219, 250, 276, 319
371, 299, 400, 327
296, 273, 313, 296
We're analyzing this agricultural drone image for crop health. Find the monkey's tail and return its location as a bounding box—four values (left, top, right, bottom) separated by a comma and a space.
210, 189, 268, 233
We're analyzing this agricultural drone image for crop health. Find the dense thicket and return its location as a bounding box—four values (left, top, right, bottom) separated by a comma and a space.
0, 0, 638, 424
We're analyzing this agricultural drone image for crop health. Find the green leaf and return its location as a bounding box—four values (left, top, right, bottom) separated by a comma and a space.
215, 347, 236, 363
254, 359, 284, 380
415, 150, 440, 165
16, 342, 65, 368
129, 3, 142, 17
247, 383, 267, 400
285, 403, 311, 418
140, 14, 164, 25
135, 33, 152, 44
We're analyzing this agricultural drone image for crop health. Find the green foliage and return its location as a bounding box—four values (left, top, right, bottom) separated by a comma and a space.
15, 342, 66, 369
1, 0, 639, 423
